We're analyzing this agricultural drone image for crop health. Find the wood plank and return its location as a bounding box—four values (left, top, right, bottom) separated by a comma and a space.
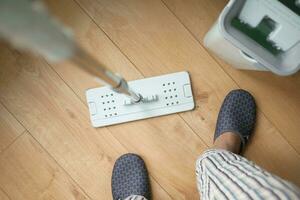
0, 44, 173, 199
162, 0, 300, 153
244, 112, 300, 183
45, 0, 210, 199
0, 189, 10, 200
0, 132, 89, 200
0, 101, 25, 153
162, 0, 227, 42
73, 0, 300, 186
74, 0, 239, 145
0, 43, 171, 199
48, 0, 202, 198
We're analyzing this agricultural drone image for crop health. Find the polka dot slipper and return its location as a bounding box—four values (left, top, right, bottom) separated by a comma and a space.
112, 154, 151, 200
214, 89, 256, 153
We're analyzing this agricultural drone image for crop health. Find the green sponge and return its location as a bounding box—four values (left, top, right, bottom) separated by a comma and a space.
231, 17, 282, 55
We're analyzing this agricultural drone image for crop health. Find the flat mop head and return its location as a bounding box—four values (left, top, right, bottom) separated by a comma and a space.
86, 71, 195, 127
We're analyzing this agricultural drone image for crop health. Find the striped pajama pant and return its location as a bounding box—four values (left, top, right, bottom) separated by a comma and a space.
196, 149, 300, 200
125, 149, 300, 200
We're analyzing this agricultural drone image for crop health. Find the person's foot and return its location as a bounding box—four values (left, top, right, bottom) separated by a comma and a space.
112, 153, 151, 200
213, 89, 256, 154
214, 132, 242, 154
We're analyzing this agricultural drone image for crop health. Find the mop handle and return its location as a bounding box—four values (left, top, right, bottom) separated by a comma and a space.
71, 47, 142, 102
0, 0, 141, 102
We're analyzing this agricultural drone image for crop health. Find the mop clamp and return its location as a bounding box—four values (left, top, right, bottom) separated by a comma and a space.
112, 77, 143, 103
124, 94, 158, 106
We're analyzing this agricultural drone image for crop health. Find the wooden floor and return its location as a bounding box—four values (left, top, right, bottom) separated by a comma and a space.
0, 0, 300, 199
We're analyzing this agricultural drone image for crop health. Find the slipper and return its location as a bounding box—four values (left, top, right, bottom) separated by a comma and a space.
112, 153, 151, 200
214, 89, 256, 153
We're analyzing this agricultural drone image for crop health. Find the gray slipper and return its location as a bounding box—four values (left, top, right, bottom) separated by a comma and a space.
214, 89, 256, 152
112, 153, 151, 200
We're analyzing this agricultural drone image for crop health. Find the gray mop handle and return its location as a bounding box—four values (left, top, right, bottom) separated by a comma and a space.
71, 47, 142, 102
0, 0, 141, 102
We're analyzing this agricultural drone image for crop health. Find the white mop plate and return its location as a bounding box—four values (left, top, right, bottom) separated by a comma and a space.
86, 71, 195, 127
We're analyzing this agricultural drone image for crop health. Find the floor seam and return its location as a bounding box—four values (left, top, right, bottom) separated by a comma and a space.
0, 130, 26, 155
0, 100, 92, 200
178, 114, 210, 147
0, 100, 28, 155
0, 184, 12, 200
25, 132, 95, 200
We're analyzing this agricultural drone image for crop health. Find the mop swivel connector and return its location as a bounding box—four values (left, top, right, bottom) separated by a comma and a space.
124, 94, 158, 105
